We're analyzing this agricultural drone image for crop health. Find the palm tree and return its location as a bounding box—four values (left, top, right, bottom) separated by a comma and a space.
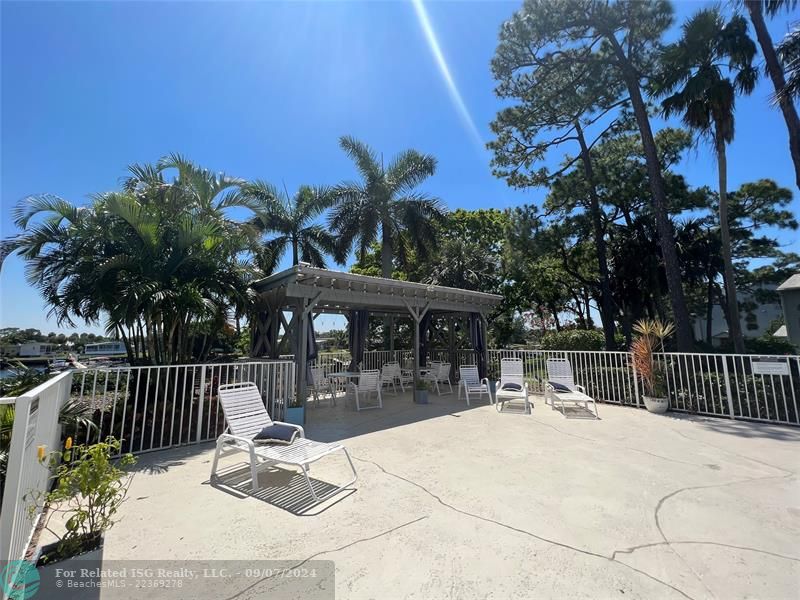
743, 0, 800, 190
2, 157, 256, 365
238, 182, 340, 272
330, 136, 445, 279
657, 8, 758, 353
777, 24, 800, 102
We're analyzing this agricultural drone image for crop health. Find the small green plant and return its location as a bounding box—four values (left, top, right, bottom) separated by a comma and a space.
30, 437, 136, 564
632, 319, 675, 398
415, 379, 430, 391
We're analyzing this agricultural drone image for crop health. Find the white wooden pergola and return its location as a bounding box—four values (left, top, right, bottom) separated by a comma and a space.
248, 265, 503, 408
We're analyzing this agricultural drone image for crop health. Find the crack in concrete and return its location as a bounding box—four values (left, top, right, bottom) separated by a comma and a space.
611, 540, 800, 563
531, 411, 796, 598
353, 456, 695, 600
220, 515, 429, 600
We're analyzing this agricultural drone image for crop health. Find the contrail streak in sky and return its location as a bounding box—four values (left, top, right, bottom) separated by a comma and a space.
411, 0, 484, 150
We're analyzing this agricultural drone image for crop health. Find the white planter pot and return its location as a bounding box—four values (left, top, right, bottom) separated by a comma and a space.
643, 396, 669, 414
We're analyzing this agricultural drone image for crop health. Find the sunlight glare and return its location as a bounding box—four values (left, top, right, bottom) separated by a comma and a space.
411, 0, 484, 149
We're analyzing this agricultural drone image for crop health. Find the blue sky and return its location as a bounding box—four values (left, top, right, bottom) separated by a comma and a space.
2, 0, 799, 335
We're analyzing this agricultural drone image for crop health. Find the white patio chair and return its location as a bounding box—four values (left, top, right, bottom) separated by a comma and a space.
458, 365, 491, 406
346, 369, 383, 411
424, 362, 453, 395
545, 358, 598, 419
310, 366, 336, 407
495, 358, 531, 414
380, 362, 400, 395
210, 382, 357, 503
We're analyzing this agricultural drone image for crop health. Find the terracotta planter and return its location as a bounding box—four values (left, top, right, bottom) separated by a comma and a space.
643, 396, 669, 414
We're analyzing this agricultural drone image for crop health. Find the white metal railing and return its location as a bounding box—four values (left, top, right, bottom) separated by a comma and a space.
0, 371, 73, 563
659, 353, 800, 425
487, 349, 638, 405
314, 348, 799, 426
73, 360, 295, 455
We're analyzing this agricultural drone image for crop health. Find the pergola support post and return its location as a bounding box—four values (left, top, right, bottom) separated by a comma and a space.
404, 300, 431, 402
481, 312, 490, 380
295, 301, 308, 421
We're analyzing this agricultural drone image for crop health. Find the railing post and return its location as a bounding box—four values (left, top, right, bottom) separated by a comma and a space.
631, 351, 641, 408
196, 365, 207, 444
721, 357, 736, 419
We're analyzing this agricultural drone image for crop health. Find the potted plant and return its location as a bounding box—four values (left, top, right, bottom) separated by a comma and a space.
30, 436, 136, 567
632, 319, 675, 414
415, 380, 430, 404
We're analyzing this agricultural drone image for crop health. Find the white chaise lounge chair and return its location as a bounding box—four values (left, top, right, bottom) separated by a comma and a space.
545, 358, 599, 419
458, 365, 491, 406
210, 382, 357, 503
495, 358, 531, 414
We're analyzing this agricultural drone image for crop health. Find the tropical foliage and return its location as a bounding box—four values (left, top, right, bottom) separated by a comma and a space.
237, 182, 341, 271
330, 135, 446, 278
2, 156, 258, 364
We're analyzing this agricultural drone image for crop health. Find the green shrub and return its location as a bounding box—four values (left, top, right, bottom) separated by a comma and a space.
31, 437, 136, 563
716, 336, 797, 355
539, 329, 623, 351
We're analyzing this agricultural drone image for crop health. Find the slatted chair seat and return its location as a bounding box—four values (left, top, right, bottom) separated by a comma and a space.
458, 365, 491, 406
423, 362, 453, 395
380, 362, 404, 395
346, 369, 383, 411
545, 358, 599, 419
495, 358, 531, 414
210, 382, 357, 504
310, 366, 336, 407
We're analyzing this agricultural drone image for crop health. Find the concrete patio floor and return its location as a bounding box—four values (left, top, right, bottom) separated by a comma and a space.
105, 391, 799, 599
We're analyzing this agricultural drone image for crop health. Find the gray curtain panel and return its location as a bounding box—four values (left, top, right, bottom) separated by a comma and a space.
418, 312, 432, 367
306, 318, 319, 385
469, 313, 487, 379
347, 309, 369, 371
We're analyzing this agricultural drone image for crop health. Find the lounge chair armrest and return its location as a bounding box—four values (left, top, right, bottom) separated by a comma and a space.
575, 384, 586, 393
273, 420, 305, 438
218, 433, 256, 451
481, 378, 490, 387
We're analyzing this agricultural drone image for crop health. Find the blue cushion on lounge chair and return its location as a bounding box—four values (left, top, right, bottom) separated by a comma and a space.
501, 382, 522, 392
548, 381, 571, 393
253, 424, 299, 445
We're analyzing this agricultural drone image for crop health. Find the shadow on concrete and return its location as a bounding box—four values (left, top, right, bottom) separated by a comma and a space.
303, 390, 492, 443
205, 462, 355, 515
660, 411, 800, 442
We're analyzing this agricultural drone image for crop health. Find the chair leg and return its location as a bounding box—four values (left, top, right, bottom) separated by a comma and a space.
250, 457, 260, 492
300, 448, 359, 505
377, 389, 383, 409
210, 438, 223, 481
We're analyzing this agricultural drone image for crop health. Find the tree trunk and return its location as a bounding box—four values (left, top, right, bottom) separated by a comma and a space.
716, 134, 745, 353
380, 222, 393, 279
575, 121, 616, 348
747, 0, 800, 190
381, 222, 393, 349
607, 36, 694, 350
292, 237, 299, 265
705, 275, 715, 344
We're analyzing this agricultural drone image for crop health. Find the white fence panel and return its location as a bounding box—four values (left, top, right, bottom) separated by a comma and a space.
0, 371, 72, 563
72, 360, 295, 456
